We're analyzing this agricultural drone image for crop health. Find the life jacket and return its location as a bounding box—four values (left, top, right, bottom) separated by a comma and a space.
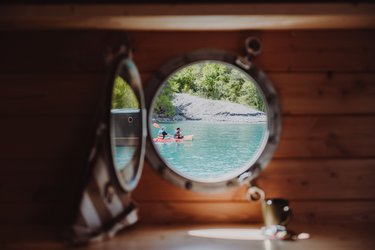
175, 130, 182, 139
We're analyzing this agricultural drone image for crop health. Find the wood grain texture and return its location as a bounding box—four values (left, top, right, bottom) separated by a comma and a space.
0, 30, 123, 74
275, 115, 375, 158
2, 72, 374, 116
0, 158, 374, 204
0, 116, 95, 159
131, 30, 375, 54
1, 4, 375, 30
0, 204, 73, 225
136, 51, 375, 74
1, 30, 374, 74
0, 29, 374, 227
0, 159, 83, 174
0, 160, 83, 203
271, 73, 375, 115
131, 30, 375, 73
2, 200, 374, 225
2, 4, 375, 16
137, 201, 375, 224
134, 159, 375, 202
143, 71, 375, 115
0, 115, 373, 159
1, 223, 375, 250
0, 74, 103, 115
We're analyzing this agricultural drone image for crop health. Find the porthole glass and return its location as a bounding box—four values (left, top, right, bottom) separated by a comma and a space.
150, 61, 268, 182
70, 48, 147, 244
109, 55, 146, 192
145, 47, 281, 192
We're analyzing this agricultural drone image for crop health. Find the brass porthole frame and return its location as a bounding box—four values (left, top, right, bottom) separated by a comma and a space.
145, 45, 281, 193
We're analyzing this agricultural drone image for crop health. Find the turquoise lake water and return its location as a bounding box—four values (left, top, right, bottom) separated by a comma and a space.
114, 146, 136, 171
151, 121, 267, 181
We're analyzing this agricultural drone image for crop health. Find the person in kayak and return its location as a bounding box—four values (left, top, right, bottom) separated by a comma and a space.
174, 127, 184, 139
158, 127, 169, 139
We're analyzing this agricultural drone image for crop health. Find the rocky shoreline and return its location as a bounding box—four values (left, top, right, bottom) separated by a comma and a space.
153, 93, 266, 123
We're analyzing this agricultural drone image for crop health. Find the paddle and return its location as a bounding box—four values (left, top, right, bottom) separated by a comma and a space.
183, 135, 194, 141
153, 122, 171, 139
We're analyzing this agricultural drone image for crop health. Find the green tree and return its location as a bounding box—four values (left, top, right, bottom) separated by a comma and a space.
153, 82, 176, 116
168, 65, 199, 93
153, 62, 266, 118
195, 63, 230, 99
112, 76, 139, 109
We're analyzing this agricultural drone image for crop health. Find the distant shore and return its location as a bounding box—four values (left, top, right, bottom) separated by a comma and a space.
153, 93, 266, 123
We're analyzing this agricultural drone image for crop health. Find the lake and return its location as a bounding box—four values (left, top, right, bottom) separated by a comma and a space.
150, 121, 267, 181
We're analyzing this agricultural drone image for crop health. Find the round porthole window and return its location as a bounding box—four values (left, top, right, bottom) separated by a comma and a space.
145, 38, 281, 192
70, 45, 147, 244
109, 49, 147, 192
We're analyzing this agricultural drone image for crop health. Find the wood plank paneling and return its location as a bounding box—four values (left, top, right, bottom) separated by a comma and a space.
3, 72, 371, 116
4, 200, 373, 225
2, 223, 375, 250
132, 30, 375, 226
0, 74, 103, 115
134, 159, 375, 202
138, 201, 262, 224
131, 30, 375, 73
0, 204, 75, 225
0, 226, 61, 247
0, 29, 374, 228
291, 201, 375, 224
0, 30, 124, 74
1, 30, 374, 74
136, 51, 375, 74
1, 4, 375, 31
271, 73, 375, 115
0, 170, 82, 203
276, 115, 375, 158
1, 158, 373, 203
2, 72, 374, 116
1, 200, 374, 226
0, 185, 80, 204
256, 159, 375, 200
0, 159, 82, 174
0, 115, 373, 159
137, 201, 375, 224
145, 72, 375, 115
131, 30, 375, 54
0, 116, 94, 159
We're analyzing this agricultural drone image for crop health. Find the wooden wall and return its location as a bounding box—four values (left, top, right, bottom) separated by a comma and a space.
0, 30, 374, 226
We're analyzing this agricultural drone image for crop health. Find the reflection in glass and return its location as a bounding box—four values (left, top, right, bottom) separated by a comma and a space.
111, 76, 141, 184
188, 228, 265, 240
150, 61, 268, 182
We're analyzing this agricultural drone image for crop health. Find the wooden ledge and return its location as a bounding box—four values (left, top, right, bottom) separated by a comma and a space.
1, 223, 375, 249
0, 4, 375, 30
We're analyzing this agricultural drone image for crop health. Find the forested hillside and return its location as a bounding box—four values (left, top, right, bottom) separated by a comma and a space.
154, 62, 265, 116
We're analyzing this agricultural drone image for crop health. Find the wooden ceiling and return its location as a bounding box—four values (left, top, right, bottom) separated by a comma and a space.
0, 3, 374, 30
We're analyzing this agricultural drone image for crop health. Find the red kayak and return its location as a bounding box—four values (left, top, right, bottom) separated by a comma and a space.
153, 138, 184, 143
153, 135, 193, 143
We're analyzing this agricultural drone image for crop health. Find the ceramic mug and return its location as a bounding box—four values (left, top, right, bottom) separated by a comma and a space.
262, 198, 292, 226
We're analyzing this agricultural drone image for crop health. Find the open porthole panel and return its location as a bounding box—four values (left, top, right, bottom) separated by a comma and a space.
70, 48, 147, 244
145, 48, 281, 193
109, 53, 147, 192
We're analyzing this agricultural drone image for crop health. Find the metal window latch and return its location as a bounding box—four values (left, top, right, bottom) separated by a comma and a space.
236, 37, 262, 70
246, 185, 265, 202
